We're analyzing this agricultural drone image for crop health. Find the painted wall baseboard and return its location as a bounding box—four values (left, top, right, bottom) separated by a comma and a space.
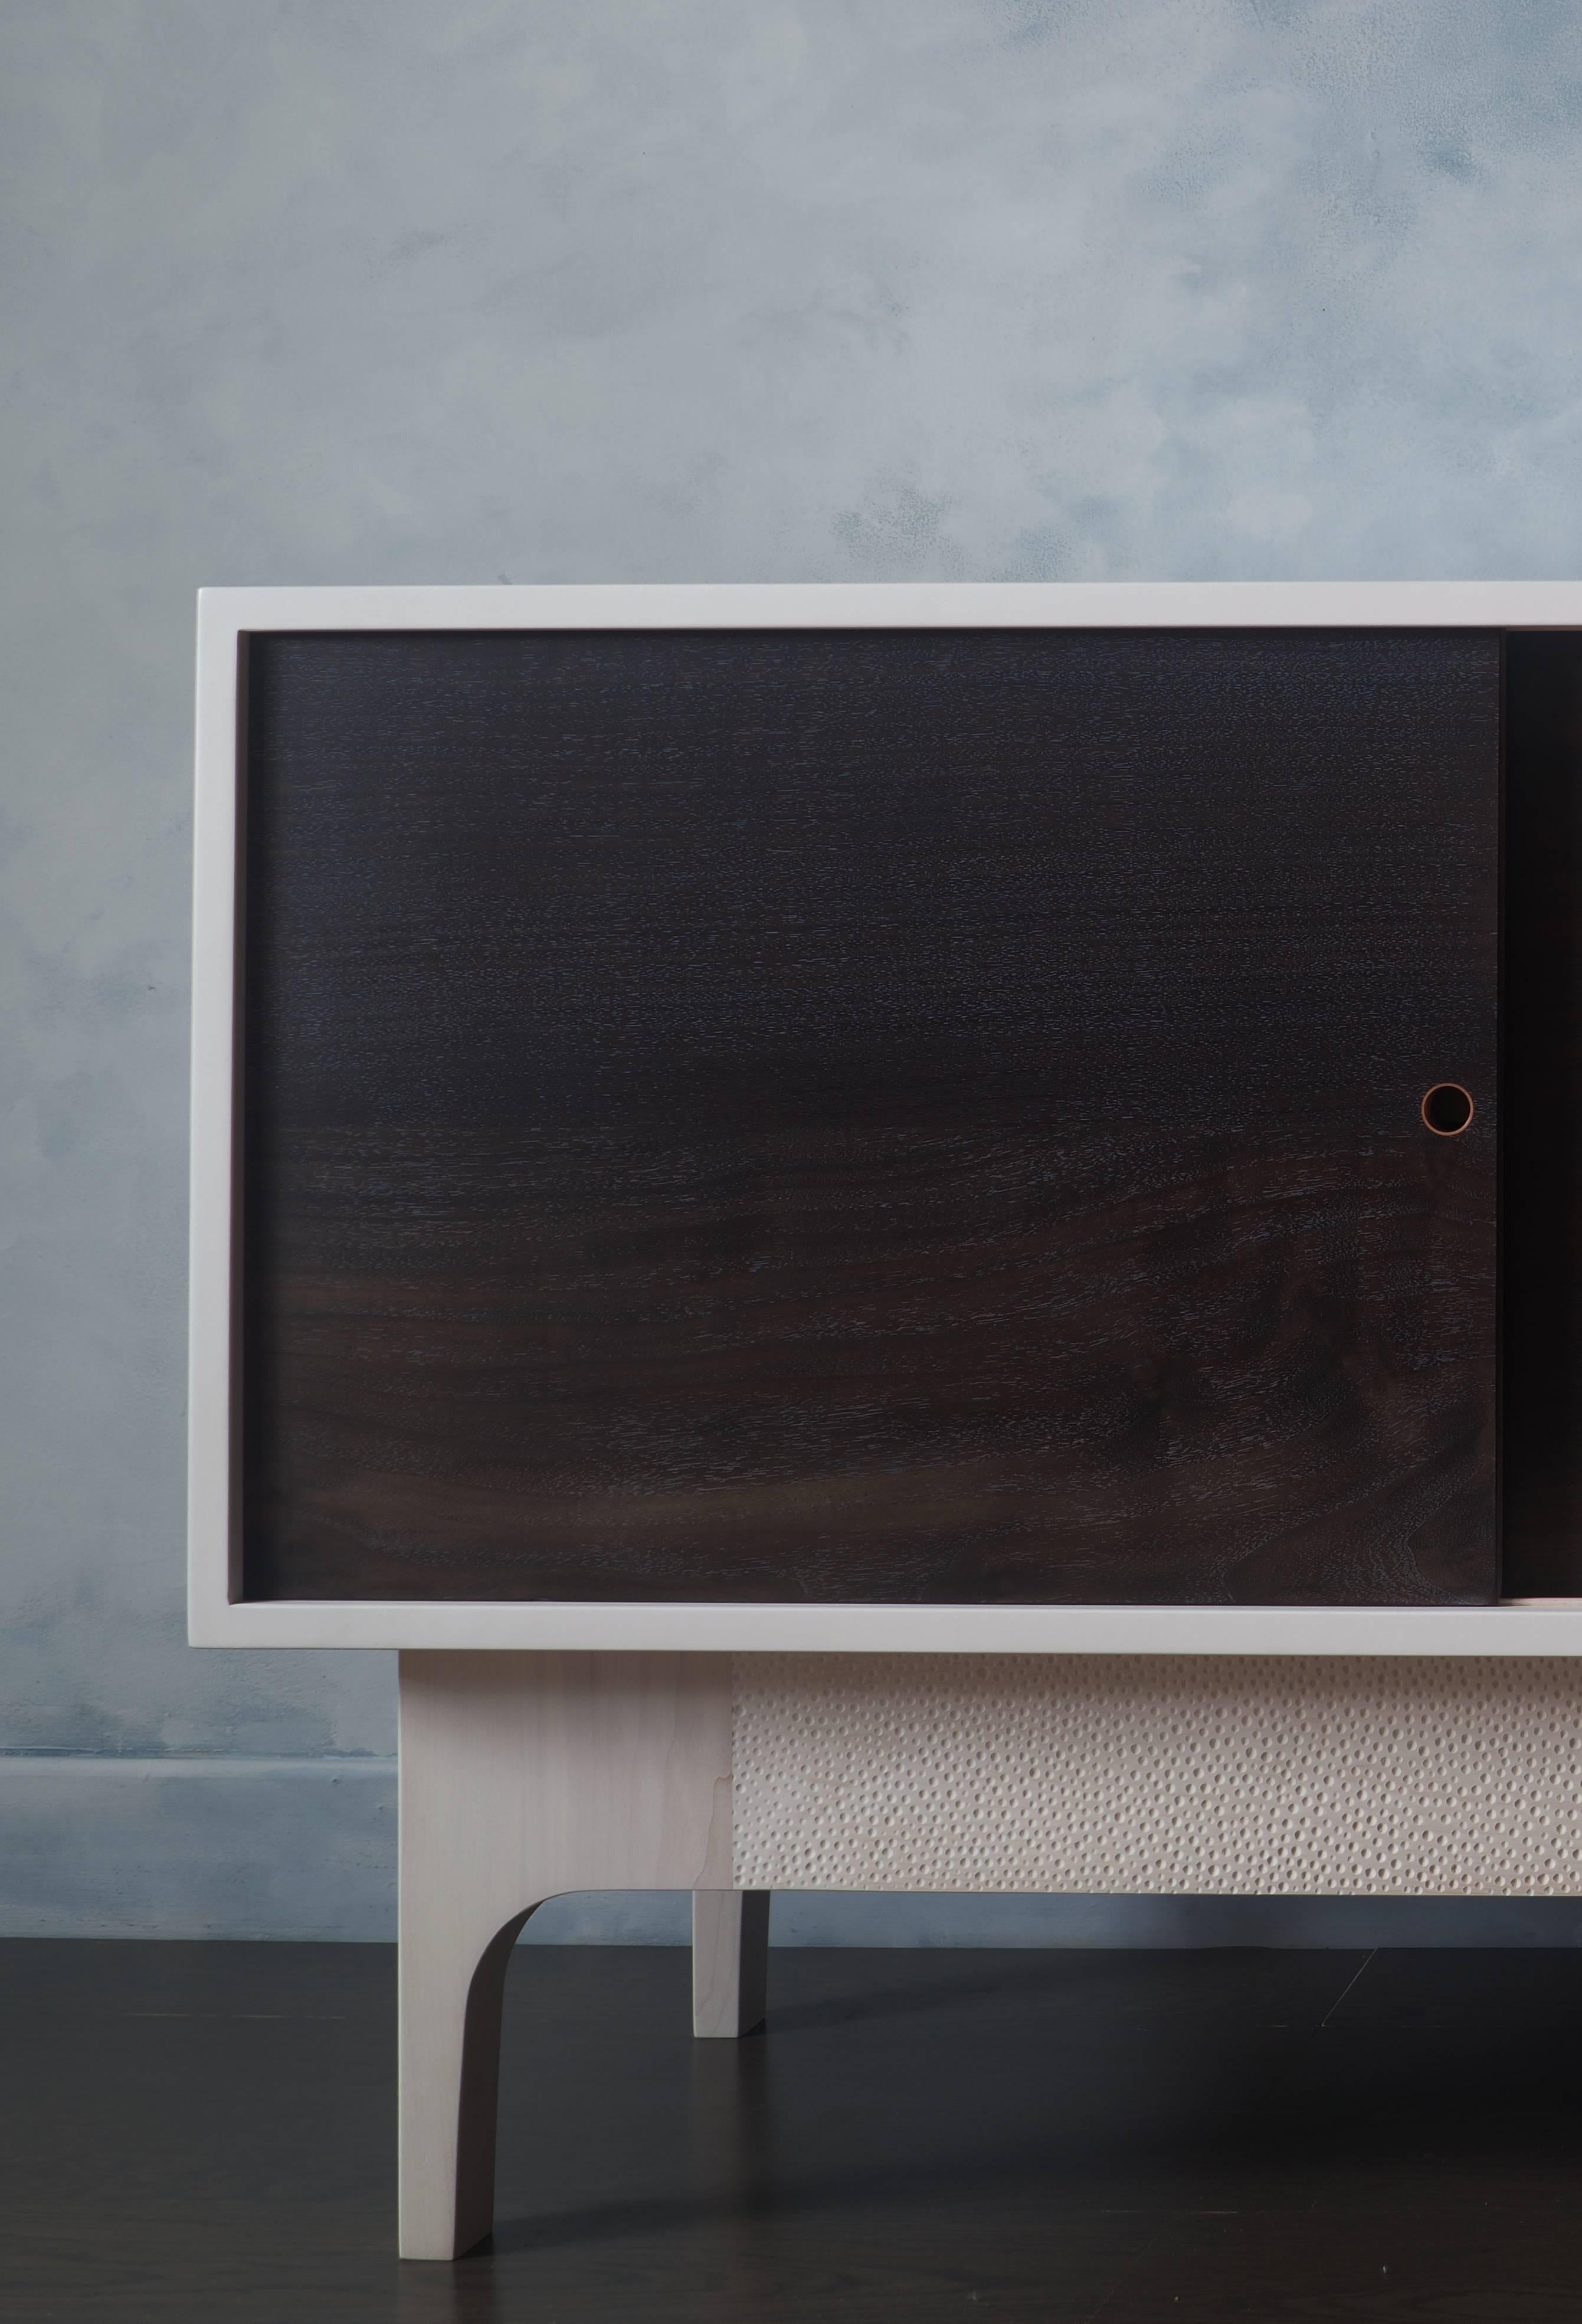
4, 1755, 1582, 1945
0, 1756, 398, 1940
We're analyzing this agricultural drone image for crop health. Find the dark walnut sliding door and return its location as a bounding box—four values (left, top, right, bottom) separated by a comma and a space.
239, 629, 1500, 1606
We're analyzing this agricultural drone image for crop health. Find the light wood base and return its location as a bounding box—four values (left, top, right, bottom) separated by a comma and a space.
398, 1649, 735, 2259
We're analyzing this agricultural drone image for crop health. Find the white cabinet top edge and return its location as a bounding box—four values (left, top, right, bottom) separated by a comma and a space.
196, 579, 1582, 635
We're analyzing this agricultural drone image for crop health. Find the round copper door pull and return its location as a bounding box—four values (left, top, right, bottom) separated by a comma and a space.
1421, 1083, 1475, 1136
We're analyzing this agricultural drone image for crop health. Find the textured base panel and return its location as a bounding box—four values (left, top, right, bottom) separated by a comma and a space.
732, 1655, 1582, 1896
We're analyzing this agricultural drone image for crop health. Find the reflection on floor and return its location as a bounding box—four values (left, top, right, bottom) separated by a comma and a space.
3, 1938, 1581, 2320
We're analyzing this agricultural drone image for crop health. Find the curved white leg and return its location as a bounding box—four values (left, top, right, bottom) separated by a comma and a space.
399, 1900, 540, 2261
398, 1649, 732, 2259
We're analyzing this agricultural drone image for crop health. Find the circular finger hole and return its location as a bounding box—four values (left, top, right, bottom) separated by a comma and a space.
1421, 1083, 1474, 1136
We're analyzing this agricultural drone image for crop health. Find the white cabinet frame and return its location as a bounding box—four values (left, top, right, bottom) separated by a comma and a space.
189, 581, 1582, 1654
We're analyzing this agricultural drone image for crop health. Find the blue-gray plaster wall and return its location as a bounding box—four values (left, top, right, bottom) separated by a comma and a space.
4, 0, 1582, 1941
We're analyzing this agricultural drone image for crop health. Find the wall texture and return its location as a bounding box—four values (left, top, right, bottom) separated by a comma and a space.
4, 0, 1582, 1938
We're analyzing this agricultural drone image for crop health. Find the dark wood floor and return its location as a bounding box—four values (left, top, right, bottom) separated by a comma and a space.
4, 1940, 1582, 2320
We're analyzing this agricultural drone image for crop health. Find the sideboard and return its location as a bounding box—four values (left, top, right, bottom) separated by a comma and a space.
188, 582, 1582, 2257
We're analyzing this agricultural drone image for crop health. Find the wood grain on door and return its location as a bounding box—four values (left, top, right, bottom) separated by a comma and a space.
238, 628, 1499, 1605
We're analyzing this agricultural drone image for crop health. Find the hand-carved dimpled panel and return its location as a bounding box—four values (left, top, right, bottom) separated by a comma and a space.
730, 1656, 1582, 1896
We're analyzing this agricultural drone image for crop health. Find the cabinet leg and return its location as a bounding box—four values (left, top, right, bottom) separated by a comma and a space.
397, 1648, 733, 2259
399, 1900, 541, 2259
692, 1889, 771, 2037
